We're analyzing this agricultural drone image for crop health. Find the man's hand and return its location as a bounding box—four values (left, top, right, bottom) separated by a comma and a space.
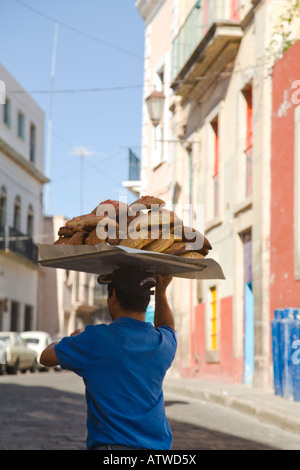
156, 274, 172, 290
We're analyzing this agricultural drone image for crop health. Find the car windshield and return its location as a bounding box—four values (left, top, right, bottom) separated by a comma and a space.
24, 338, 39, 344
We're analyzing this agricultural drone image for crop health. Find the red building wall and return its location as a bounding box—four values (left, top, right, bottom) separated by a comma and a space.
270, 40, 300, 318
178, 297, 243, 383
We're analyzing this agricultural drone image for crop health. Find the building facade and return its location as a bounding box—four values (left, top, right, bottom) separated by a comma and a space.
0, 63, 48, 333
270, 39, 300, 324
136, 0, 295, 388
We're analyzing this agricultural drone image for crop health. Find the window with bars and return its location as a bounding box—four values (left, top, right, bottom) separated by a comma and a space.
0, 186, 7, 228
30, 123, 36, 163
243, 85, 253, 197
13, 196, 21, 231
211, 116, 219, 218
231, 0, 241, 20
3, 98, 11, 128
17, 111, 25, 140
209, 286, 218, 351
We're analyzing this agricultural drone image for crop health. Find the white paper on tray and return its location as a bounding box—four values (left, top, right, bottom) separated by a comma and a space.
38, 243, 225, 280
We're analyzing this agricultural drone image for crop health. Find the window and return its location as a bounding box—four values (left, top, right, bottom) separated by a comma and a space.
84, 273, 91, 304
27, 205, 34, 238
0, 186, 7, 228
295, 104, 300, 280
75, 272, 80, 302
10, 301, 19, 331
243, 85, 253, 197
152, 125, 164, 168
13, 196, 21, 231
29, 123, 36, 163
3, 98, 11, 127
231, 0, 241, 20
0, 300, 3, 331
211, 116, 220, 218
17, 111, 25, 140
209, 286, 218, 351
24, 305, 33, 331
152, 65, 166, 168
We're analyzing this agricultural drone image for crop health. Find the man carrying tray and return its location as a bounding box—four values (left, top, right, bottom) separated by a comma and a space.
40, 267, 177, 450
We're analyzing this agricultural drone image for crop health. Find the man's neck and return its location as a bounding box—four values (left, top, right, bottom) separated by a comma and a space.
113, 311, 145, 322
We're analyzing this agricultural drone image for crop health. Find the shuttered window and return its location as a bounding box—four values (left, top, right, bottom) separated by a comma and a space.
210, 286, 218, 351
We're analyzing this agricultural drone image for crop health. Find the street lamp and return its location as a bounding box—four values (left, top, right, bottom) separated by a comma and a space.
146, 90, 165, 127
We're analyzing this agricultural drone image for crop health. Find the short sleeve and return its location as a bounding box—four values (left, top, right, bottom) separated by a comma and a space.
156, 325, 177, 365
55, 326, 95, 377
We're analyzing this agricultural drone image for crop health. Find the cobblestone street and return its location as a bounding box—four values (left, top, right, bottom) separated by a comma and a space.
1, 370, 300, 451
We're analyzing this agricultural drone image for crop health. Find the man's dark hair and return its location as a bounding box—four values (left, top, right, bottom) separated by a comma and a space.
108, 284, 150, 313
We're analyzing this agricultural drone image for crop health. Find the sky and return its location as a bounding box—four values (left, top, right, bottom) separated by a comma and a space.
1, 0, 145, 219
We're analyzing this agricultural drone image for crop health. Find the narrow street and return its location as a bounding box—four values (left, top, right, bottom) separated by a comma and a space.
1, 370, 300, 450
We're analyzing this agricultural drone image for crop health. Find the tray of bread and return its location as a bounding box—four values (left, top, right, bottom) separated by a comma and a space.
38, 196, 225, 280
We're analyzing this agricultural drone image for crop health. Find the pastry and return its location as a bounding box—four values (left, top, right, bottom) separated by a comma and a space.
129, 195, 166, 211
85, 229, 106, 245
119, 237, 145, 249
143, 236, 174, 253
65, 214, 104, 233
58, 227, 75, 237
92, 199, 128, 220
180, 251, 205, 259
162, 241, 186, 255
53, 237, 72, 245
69, 231, 89, 245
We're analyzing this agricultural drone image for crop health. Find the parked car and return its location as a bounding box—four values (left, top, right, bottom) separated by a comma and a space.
0, 332, 37, 374
20, 331, 52, 371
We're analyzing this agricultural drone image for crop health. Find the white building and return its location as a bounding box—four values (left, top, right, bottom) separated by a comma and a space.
0, 63, 48, 332
41, 216, 110, 338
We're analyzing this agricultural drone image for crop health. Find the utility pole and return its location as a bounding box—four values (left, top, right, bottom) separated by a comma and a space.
69, 146, 95, 214
45, 22, 59, 216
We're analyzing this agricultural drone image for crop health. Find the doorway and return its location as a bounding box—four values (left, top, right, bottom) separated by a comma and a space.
241, 230, 254, 384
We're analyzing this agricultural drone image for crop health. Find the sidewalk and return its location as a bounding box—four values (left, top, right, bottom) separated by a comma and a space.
163, 375, 300, 436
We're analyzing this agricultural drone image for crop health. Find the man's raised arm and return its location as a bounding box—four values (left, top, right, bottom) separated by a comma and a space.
154, 274, 175, 331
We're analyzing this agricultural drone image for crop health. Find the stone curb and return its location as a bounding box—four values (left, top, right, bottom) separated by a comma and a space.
163, 381, 300, 437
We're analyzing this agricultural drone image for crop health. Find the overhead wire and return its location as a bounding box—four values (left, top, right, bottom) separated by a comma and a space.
50, 129, 130, 188
7, 84, 144, 95
6, 61, 269, 97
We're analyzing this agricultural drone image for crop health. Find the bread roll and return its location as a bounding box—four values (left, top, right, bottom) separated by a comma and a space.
129, 195, 166, 210
85, 229, 106, 245
54, 236, 72, 245
119, 237, 145, 249
69, 231, 89, 245
143, 236, 174, 253
162, 241, 186, 255
180, 251, 205, 259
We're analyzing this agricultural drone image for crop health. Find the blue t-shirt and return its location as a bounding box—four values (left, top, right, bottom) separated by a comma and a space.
55, 317, 177, 450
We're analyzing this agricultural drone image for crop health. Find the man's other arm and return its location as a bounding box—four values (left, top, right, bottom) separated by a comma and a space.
40, 329, 83, 367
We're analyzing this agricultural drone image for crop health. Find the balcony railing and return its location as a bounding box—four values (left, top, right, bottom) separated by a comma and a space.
172, 0, 233, 80
0, 226, 38, 264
